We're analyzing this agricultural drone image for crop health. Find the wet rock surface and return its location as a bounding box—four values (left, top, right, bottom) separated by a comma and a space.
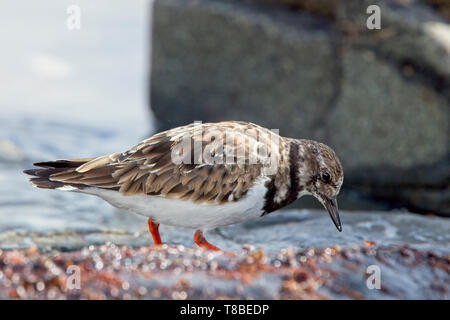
150, 0, 450, 216
0, 210, 449, 299
1, 210, 449, 252
0, 242, 448, 300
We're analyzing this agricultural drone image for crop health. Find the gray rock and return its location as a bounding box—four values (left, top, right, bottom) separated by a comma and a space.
326, 49, 448, 170
337, 0, 450, 78
150, 0, 450, 215
151, 0, 339, 140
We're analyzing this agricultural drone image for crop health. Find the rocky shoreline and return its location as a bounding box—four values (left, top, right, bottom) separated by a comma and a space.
0, 210, 449, 300
0, 242, 448, 300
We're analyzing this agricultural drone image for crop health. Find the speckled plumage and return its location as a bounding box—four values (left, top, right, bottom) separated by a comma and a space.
24, 121, 344, 248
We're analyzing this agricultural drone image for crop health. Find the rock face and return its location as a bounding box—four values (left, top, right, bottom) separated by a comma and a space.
150, 0, 450, 216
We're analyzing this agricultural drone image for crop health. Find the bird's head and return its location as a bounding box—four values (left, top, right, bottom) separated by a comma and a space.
297, 140, 344, 232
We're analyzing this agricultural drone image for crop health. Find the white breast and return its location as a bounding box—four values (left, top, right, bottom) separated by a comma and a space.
81, 176, 270, 231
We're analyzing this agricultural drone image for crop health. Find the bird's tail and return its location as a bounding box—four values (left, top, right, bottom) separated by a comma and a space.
23, 158, 93, 189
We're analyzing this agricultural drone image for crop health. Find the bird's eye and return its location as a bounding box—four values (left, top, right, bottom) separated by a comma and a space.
321, 171, 331, 183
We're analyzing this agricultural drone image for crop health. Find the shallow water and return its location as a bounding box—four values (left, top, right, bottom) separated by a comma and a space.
0, 0, 151, 235
0, 113, 149, 234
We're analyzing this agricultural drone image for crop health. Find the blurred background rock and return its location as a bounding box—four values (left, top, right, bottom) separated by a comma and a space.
150, 0, 450, 216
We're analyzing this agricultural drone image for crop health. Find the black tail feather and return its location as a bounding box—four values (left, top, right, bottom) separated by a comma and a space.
33, 159, 91, 169
28, 177, 66, 189
24, 159, 92, 190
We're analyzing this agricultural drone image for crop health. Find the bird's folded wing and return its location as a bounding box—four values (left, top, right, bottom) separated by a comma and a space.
48, 122, 281, 203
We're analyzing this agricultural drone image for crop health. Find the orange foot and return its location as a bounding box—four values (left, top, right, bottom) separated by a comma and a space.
148, 218, 162, 246
193, 230, 221, 251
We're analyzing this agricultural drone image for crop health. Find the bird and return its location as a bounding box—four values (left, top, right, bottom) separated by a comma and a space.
24, 121, 344, 251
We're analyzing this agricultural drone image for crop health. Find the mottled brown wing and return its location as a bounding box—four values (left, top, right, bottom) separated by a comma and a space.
48, 122, 281, 203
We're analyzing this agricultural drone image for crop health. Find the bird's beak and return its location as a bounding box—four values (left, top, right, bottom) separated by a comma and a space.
322, 196, 342, 232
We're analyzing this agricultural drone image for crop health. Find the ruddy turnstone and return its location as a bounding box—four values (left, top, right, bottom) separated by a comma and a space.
24, 121, 344, 251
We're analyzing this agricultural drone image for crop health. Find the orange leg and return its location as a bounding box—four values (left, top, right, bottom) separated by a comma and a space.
193, 230, 221, 251
148, 218, 162, 246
